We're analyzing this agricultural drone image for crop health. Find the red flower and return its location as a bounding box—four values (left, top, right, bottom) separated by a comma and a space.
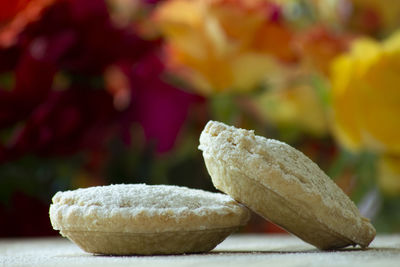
0, 0, 56, 48
0, 0, 202, 162
5, 88, 118, 160
0, 0, 30, 22
18, 0, 154, 73
0, 41, 58, 128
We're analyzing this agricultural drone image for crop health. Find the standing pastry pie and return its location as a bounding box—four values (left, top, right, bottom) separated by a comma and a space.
199, 120, 376, 250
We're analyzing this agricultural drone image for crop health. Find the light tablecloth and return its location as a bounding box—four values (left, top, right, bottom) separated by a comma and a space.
1, 234, 399, 267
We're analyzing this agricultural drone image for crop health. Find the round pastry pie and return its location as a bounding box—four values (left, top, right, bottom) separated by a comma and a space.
49, 184, 250, 255
199, 120, 376, 250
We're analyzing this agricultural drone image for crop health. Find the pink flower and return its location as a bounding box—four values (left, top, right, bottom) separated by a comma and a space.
123, 53, 204, 153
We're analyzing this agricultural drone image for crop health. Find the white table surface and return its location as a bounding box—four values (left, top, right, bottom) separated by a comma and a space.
1, 234, 400, 267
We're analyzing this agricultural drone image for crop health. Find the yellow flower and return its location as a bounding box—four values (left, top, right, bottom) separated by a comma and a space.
378, 155, 400, 196
330, 31, 400, 154
154, 0, 296, 94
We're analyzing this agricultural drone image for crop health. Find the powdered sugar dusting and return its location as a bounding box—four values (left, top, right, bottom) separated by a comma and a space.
50, 183, 250, 233
52, 184, 242, 216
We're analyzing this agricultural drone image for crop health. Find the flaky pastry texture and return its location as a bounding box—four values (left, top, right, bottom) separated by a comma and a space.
199, 120, 376, 249
50, 184, 250, 234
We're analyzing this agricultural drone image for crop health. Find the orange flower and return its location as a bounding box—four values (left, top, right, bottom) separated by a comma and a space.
0, 0, 55, 47
296, 26, 351, 75
154, 0, 297, 94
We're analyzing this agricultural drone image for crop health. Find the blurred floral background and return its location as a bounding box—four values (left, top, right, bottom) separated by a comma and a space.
0, 0, 399, 237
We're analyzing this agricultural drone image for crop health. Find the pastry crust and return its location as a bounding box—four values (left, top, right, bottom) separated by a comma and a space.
199, 120, 376, 250
60, 228, 238, 255
49, 184, 250, 255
